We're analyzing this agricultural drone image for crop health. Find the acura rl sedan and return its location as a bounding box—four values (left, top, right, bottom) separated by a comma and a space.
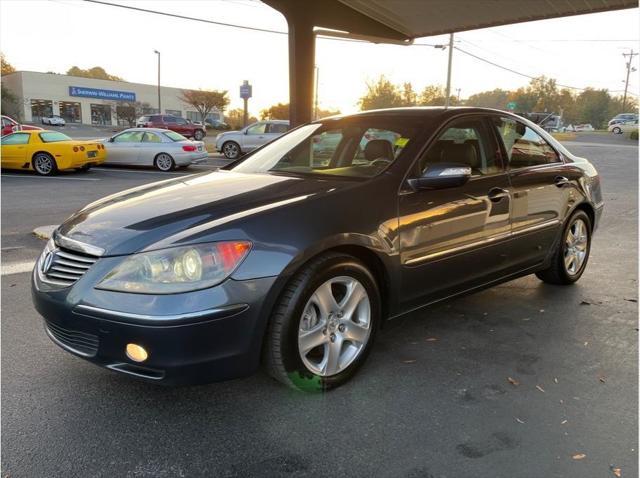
32, 107, 603, 391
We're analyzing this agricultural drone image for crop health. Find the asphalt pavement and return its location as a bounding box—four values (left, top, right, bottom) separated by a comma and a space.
1, 133, 637, 477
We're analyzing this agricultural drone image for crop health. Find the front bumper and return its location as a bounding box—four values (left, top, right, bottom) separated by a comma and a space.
32, 264, 277, 385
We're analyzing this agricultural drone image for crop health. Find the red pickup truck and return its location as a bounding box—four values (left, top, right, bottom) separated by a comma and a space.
1, 115, 43, 136
136, 114, 206, 140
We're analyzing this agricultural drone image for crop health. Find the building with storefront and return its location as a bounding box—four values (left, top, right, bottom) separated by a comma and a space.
2, 71, 223, 126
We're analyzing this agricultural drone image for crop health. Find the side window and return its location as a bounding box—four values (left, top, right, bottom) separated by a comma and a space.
1, 133, 30, 145
142, 132, 161, 143
247, 123, 267, 135
113, 131, 144, 143
353, 128, 405, 165
419, 117, 500, 176
175, 117, 187, 125
311, 130, 343, 166
268, 123, 288, 134
163, 116, 175, 123
492, 117, 559, 169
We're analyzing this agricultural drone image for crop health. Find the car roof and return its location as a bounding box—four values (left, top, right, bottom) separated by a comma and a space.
118, 128, 176, 134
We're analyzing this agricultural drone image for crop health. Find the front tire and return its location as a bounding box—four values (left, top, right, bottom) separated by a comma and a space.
32, 153, 57, 176
264, 253, 380, 392
154, 153, 175, 171
536, 210, 592, 285
222, 141, 241, 160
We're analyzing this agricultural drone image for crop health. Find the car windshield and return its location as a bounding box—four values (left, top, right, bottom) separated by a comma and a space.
39, 132, 72, 142
231, 118, 417, 179
163, 131, 188, 142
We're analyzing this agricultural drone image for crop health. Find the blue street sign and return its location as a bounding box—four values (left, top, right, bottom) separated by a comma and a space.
240, 83, 252, 100
69, 86, 136, 102
506, 101, 517, 110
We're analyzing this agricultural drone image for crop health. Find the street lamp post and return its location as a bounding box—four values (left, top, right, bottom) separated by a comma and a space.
154, 50, 161, 113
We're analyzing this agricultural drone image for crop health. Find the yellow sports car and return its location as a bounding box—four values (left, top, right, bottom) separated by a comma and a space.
1, 130, 106, 175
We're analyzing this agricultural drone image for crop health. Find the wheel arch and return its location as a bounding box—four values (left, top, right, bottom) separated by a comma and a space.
570, 201, 595, 230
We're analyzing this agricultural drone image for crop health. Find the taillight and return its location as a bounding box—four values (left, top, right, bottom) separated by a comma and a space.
182, 145, 197, 152
80, 146, 85, 151
73, 146, 79, 152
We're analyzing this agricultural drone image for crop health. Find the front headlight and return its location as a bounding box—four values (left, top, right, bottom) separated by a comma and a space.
96, 241, 251, 294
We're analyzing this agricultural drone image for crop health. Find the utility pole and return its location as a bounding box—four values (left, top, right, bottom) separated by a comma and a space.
154, 50, 161, 113
456, 88, 461, 103
622, 49, 638, 112
444, 33, 454, 108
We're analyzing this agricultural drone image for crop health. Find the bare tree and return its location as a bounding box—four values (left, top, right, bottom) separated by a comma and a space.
111, 101, 151, 127
179, 89, 229, 124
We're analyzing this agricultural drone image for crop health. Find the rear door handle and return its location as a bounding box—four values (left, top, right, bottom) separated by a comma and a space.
488, 187, 509, 202
554, 176, 569, 187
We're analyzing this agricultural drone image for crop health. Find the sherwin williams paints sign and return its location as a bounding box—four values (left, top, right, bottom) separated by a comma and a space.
69, 86, 136, 101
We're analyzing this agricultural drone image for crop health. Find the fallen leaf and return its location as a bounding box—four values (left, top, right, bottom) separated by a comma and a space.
612, 467, 621, 477
536, 385, 546, 393
572, 453, 586, 460
402, 359, 416, 364
554, 377, 559, 384
561, 420, 568, 425
599, 376, 606, 383
539, 309, 545, 313
425, 337, 438, 342
515, 417, 525, 424
584, 341, 589, 346
580, 300, 592, 305
522, 318, 531, 321
624, 298, 638, 303
507, 377, 519, 386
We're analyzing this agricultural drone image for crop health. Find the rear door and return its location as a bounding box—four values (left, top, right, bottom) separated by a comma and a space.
265, 122, 288, 143
490, 115, 569, 269
398, 115, 512, 306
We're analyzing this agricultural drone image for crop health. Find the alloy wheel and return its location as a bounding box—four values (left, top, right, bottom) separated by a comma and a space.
298, 276, 371, 377
33, 154, 54, 175
564, 218, 589, 275
155, 153, 174, 171
223, 142, 239, 159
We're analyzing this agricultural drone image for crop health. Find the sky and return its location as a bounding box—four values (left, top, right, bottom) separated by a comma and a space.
1, 0, 639, 115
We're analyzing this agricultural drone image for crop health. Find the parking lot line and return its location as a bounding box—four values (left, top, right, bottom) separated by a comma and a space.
92, 167, 193, 176
0, 175, 100, 181
1, 260, 35, 276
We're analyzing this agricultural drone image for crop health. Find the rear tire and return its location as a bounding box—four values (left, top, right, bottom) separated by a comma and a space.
32, 153, 57, 176
536, 210, 591, 285
194, 130, 204, 141
154, 153, 175, 172
264, 253, 380, 392
612, 127, 622, 134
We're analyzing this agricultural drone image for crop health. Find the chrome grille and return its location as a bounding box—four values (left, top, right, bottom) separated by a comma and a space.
46, 321, 99, 357
42, 246, 99, 287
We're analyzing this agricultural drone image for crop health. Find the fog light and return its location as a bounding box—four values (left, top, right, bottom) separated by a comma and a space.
126, 343, 148, 362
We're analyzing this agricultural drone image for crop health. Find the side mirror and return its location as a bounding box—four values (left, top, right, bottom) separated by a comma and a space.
108, 137, 115, 142
409, 163, 471, 190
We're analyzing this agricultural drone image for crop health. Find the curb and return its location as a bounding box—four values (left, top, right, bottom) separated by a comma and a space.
33, 225, 58, 240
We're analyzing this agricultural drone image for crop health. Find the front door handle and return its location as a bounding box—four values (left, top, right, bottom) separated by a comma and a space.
555, 176, 569, 187
488, 187, 509, 202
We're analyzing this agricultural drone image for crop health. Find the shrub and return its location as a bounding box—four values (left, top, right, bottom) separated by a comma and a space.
630, 130, 638, 140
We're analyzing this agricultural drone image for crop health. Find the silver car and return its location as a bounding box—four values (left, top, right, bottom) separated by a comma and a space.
102, 128, 207, 171
215, 120, 289, 159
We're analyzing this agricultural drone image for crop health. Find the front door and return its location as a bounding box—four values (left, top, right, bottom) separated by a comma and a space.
490, 116, 569, 269
0, 132, 30, 168
398, 115, 511, 307
242, 122, 268, 151
107, 131, 144, 164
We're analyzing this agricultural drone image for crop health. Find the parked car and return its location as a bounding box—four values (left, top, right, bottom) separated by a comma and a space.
572, 124, 595, 132
32, 107, 603, 391
608, 113, 638, 126
206, 118, 230, 130
1, 115, 43, 136
608, 119, 639, 134
1, 130, 105, 175
100, 128, 207, 171
41, 115, 66, 126
215, 120, 289, 159
136, 115, 206, 141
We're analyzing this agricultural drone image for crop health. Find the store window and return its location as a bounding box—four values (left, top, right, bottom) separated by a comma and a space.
186, 111, 200, 122
59, 101, 81, 123
143, 107, 160, 115
90, 104, 112, 125
31, 99, 53, 123
165, 109, 181, 117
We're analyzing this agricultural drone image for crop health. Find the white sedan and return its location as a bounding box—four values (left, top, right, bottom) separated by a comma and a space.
41, 115, 66, 126
608, 120, 638, 134
101, 128, 208, 171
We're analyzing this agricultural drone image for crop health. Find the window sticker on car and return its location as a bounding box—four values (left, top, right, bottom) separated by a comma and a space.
395, 137, 409, 147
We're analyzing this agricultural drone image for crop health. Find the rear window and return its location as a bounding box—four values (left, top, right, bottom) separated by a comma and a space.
39, 132, 72, 143
163, 131, 188, 142
138, 116, 150, 123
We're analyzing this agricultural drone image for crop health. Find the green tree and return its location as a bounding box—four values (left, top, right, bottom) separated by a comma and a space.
400, 82, 417, 106
179, 89, 230, 124
1, 83, 19, 119
528, 76, 559, 112
226, 108, 257, 129
67, 66, 123, 81
1, 53, 15, 76
260, 102, 289, 120
466, 88, 510, 109
358, 75, 403, 111
575, 88, 611, 128
417, 84, 459, 106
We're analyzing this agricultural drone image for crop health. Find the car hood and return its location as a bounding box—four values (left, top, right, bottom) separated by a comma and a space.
58, 170, 352, 256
